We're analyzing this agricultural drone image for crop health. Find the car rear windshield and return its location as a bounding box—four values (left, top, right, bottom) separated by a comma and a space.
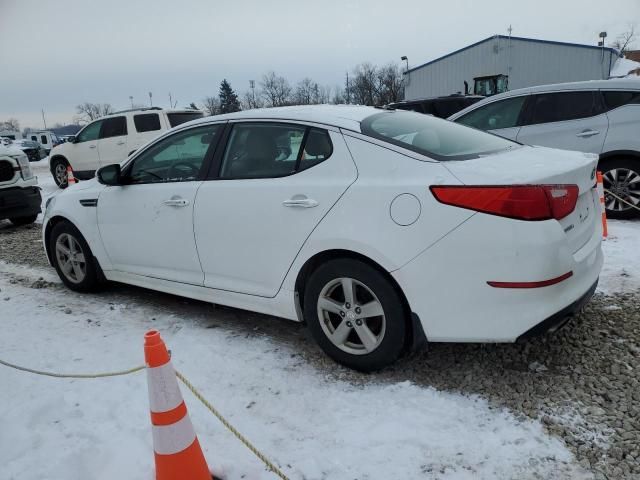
167, 112, 204, 128
361, 111, 518, 161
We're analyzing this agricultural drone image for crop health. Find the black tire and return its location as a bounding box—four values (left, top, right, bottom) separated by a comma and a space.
304, 258, 407, 372
51, 157, 69, 189
9, 215, 38, 226
599, 157, 640, 220
49, 221, 103, 292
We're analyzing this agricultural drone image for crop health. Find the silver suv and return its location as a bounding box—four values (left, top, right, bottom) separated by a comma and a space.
449, 79, 640, 219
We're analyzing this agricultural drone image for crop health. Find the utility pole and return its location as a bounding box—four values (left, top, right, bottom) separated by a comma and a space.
41, 109, 47, 129
345, 72, 350, 104
129, 96, 134, 108
249, 80, 256, 108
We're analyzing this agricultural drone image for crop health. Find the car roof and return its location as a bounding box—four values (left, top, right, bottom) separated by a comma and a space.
184, 105, 383, 132
391, 95, 484, 106
105, 107, 204, 118
448, 79, 640, 120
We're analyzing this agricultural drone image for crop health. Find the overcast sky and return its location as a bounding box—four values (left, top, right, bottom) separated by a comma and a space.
1, 0, 638, 128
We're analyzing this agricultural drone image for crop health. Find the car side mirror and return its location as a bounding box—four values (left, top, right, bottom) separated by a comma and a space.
68, 136, 76, 143
96, 164, 122, 186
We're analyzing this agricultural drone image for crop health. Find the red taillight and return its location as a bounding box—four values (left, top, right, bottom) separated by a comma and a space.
430, 185, 579, 221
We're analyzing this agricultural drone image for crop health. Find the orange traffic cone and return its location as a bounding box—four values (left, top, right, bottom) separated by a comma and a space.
66, 165, 76, 186
144, 330, 213, 480
596, 171, 608, 238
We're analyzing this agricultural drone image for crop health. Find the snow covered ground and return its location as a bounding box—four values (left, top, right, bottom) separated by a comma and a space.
1, 159, 638, 480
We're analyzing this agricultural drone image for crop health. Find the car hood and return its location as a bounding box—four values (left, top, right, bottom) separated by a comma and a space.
65, 177, 102, 192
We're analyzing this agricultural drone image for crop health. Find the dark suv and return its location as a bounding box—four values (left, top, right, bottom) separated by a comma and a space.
386, 94, 484, 119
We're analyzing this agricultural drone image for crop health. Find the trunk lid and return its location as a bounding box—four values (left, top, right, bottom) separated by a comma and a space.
442, 145, 599, 253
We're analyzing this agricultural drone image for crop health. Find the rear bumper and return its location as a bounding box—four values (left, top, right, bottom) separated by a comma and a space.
516, 278, 597, 342
0, 186, 42, 220
392, 211, 603, 342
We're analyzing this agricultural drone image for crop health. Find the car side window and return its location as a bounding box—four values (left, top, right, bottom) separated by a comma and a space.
127, 125, 221, 184
76, 121, 103, 143
134, 113, 161, 132
527, 91, 599, 125
41, 135, 48, 144
299, 128, 333, 171
602, 91, 640, 111
220, 123, 306, 179
456, 96, 526, 130
100, 116, 127, 139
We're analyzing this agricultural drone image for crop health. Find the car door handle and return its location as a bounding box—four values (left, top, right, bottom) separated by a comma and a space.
576, 130, 599, 138
283, 197, 318, 208
116, 141, 125, 145
89, 145, 97, 149
163, 197, 190, 207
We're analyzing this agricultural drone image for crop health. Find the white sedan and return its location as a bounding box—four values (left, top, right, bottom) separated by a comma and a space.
42, 105, 603, 371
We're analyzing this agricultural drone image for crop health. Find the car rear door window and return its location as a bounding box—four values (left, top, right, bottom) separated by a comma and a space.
299, 128, 333, 171
40, 135, 48, 144
602, 91, 640, 111
134, 113, 161, 132
100, 116, 127, 139
527, 91, 599, 125
456, 96, 526, 130
127, 125, 221, 184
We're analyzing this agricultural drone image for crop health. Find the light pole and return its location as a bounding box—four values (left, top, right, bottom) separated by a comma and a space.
148, 91, 153, 107
401, 55, 409, 73
249, 80, 256, 108
129, 96, 134, 108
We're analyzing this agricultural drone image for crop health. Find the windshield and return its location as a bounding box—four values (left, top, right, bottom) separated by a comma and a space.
361, 110, 518, 161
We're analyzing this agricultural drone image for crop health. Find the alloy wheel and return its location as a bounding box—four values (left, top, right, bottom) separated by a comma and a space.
316, 277, 386, 355
55, 233, 87, 284
603, 168, 640, 212
54, 162, 68, 187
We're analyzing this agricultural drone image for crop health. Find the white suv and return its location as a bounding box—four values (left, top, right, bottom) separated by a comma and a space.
449, 79, 640, 218
0, 144, 41, 226
49, 107, 204, 187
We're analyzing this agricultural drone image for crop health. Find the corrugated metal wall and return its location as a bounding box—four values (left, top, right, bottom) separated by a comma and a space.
404, 37, 617, 100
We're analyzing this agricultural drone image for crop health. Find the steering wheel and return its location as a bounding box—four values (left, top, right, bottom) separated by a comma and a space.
167, 161, 200, 180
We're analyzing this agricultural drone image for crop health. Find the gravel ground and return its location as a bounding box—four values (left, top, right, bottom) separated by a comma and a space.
1, 220, 639, 479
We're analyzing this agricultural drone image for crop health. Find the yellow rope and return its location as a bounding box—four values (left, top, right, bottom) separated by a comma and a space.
604, 188, 640, 212
0, 358, 146, 378
175, 370, 291, 480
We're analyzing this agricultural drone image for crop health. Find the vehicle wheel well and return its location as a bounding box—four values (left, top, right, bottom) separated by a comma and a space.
50, 155, 68, 171
295, 249, 423, 351
598, 151, 640, 165
44, 216, 69, 263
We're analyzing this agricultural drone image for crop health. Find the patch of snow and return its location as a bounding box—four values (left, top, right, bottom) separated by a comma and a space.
599, 220, 640, 295
0, 271, 591, 480
609, 57, 640, 78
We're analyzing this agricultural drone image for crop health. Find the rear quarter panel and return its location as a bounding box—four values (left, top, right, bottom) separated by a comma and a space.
603, 104, 640, 153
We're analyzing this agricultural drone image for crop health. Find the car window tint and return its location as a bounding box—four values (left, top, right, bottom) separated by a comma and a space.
76, 121, 102, 142
528, 91, 598, 125
127, 125, 220, 184
456, 96, 526, 130
167, 112, 204, 127
362, 110, 518, 161
41, 135, 48, 144
220, 123, 306, 179
100, 116, 127, 139
602, 91, 640, 111
134, 113, 161, 132
299, 128, 333, 171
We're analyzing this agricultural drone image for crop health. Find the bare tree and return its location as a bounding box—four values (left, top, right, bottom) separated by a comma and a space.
611, 24, 637, 55
0, 118, 20, 131
331, 86, 345, 104
201, 96, 221, 116
260, 71, 292, 107
242, 90, 264, 110
75, 102, 114, 123
348, 63, 380, 106
294, 78, 320, 105
377, 63, 404, 105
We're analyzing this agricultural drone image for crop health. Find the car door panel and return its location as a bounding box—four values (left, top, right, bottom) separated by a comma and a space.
71, 120, 102, 171
193, 128, 357, 297
97, 116, 129, 166
96, 124, 222, 285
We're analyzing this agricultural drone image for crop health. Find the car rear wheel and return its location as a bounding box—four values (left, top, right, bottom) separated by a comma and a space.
50, 221, 102, 292
600, 158, 640, 219
304, 259, 407, 372
51, 157, 69, 188
9, 215, 38, 226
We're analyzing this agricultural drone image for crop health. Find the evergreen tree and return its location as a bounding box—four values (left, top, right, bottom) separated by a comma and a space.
218, 79, 241, 113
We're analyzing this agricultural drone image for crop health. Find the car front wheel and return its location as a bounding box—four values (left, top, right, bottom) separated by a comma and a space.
49, 221, 102, 292
601, 158, 640, 219
304, 259, 407, 372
